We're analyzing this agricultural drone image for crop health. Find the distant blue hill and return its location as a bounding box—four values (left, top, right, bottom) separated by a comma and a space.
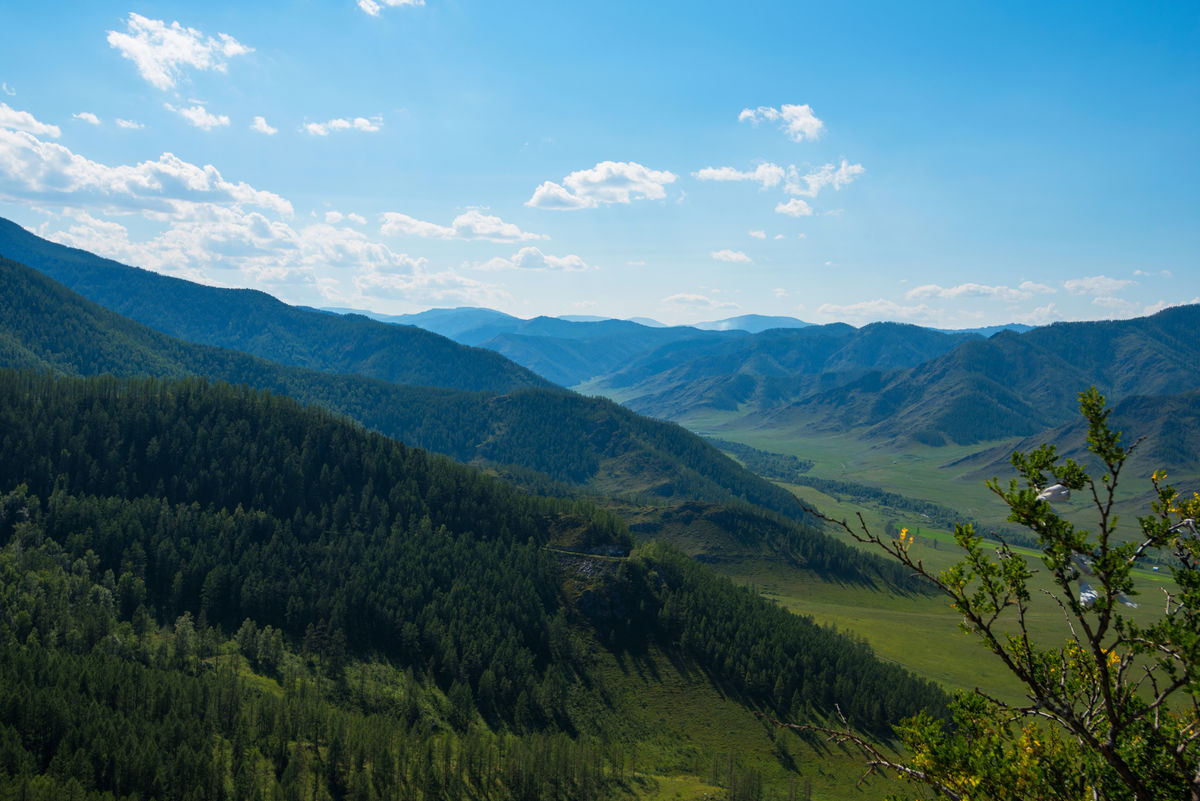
694, 314, 811, 333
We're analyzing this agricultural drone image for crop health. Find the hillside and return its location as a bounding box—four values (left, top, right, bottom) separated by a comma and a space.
0, 254, 824, 525
0, 370, 947, 799
948, 388, 1200, 482
590, 322, 981, 420
344, 306, 743, 387
0, 217, 551, 395
766, 305, 1200, 445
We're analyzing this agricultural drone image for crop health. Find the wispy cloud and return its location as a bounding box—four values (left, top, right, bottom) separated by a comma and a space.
251, 116, 277, 135
304, 116, 381, 136
711, 249, 752, 264
107, 12, 252, 91
775, 198, 813, 217
1063, 275, 1135, 295
817, 298, 932, 324
165, 103, 230, 130
0, 125, 290, 215
693, 163, 785, 189
73, 112, 101, 126
358, 0, 425, 16
906, 280, 1055, 302
737, 104, 823, 142
0, 83, 14, 97
381, 209, 545, 242
116, 118, 144, 130
0, 102, 61, 138
325, 211, 366, 225
748, 230, 766, 239
661, 293, 739, 311
474, 246, 589, 271
785, 160, 865, 197
527, 161, 677, 210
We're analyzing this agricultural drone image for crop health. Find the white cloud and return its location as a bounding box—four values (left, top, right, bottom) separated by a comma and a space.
775, 198, 813, 217
380, 209, 544, 242
73, 112, 101, 126
661, 293, 739, 311
304, 117, 381, 136
1092, 296, 1139, 315
905, 281, 1055, 302
784, 160, 865, 197
358, 0, 425, 16
748, 229, 766, 239
107, 12, 252, 91
166, 103, 230, 130
1063, 275, 1135, 295
116, 119, 143, 130
693, 162, 785, 189
526, 160, 677, 209
772, 288, 788, 298
1142, 298, 1199, 315
474, 246, 589, 271
1133, 268, 1172, 278
0, 127, 291, 216
0, 83, 14, 97
7, 122, 502, 310
711, 249, 752, 264
251, 116, 277, 135
0, 103, 61, 138
817, 298, 932, 324
1014, 303, 1061, 326
737, 104, 823, 142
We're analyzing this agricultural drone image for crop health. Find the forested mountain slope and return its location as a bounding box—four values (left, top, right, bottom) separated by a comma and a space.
766, 304, 1200, 445
0, 217, 551, 395
0, 254, 813, 520
0, 370, 947, 799
593, 322, 981, 419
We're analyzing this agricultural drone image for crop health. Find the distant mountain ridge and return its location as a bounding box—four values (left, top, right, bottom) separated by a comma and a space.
0, 218, 550, 395
762, 306, 1200, 445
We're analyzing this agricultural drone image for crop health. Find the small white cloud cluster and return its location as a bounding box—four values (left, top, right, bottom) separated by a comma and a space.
251, 116, 277, 135
0, 102, 503, 309
738, 104, 824, 142
166, 103, 230, 131
1063, 275, 1133, 296
304, 117, 382, 136
107, 13, 252, 91
785, 160, 864, 197
116, 119, 144, 130
381, 209, 545, 242
906, 280, 1055, 302
693, 157, 865, 218
711, 249, 752, 264
358, 0, 425, 16
527, 161, 677, 209
475, 246, 589, 272
324, 211, 367, 225
661, 293, 739, 312
73, 112, 101, 126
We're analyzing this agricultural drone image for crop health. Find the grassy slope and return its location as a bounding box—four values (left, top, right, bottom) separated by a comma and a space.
731, 480, 1173, 707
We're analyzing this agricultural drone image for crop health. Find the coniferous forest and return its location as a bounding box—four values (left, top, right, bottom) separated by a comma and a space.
0, 370, 946, 800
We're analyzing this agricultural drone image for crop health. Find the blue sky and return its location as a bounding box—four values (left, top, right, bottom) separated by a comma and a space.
1, 1, 1196, 327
